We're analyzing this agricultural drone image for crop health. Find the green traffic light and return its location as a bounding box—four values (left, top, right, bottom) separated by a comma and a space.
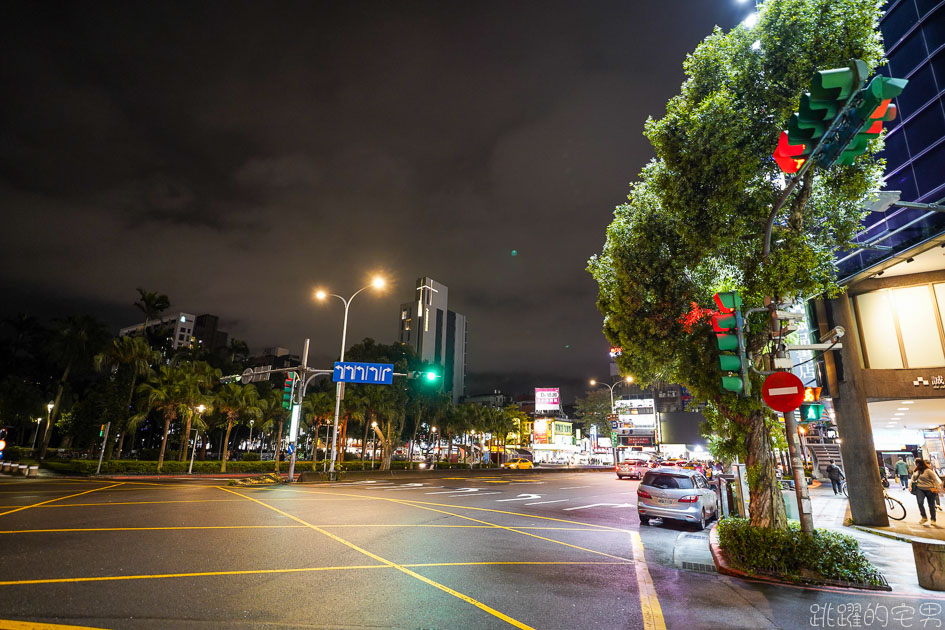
721, 376, 745, 393
425, 371, 440, 381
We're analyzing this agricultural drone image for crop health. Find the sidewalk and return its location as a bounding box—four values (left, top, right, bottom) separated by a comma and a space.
809, 484, 943, 595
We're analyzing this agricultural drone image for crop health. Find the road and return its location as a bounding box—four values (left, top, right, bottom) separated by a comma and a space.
1, 471, 942, 629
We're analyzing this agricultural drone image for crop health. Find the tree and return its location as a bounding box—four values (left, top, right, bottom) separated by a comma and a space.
40, 315, 110, 459
214, 383, 260, 472
256, 388, 289, 471
588, 0, 885, 529
175, 361, 219, 461
134, 288, 170, 328
574, 389, 613, 438
94, 336, 161, 459
135, 365, 190, 471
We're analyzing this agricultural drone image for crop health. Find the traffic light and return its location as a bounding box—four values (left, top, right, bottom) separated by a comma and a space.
799, 403, 825, 423
824, 75, 908, 167
0, 427, 6, 460
711, 292, 749, 396
98, 424, 105, 438
773, 131, 807, 174
409, 369, 442, 383
282, 372, 297, 409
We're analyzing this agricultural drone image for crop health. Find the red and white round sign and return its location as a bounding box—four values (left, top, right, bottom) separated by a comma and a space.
761, 372, 805, 413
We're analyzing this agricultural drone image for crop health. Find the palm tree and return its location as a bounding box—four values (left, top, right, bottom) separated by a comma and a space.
255, 389, 288, 472
134, 288, 170, 329
214, 383, 260, 472
94, 336, 160, 459
302, 391, 334, 470
175, 361, 219, 461
134, 365, 189, 472
40, 315, 110, 459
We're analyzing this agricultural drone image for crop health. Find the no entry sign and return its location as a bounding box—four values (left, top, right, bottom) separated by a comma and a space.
762, 372, 805, 413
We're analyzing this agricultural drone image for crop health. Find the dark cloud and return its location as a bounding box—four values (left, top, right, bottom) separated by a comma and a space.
0, 0, 746, 398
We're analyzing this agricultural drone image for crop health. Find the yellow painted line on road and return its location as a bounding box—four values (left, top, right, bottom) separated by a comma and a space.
220, 487, 535, 630
0, 496, 373, 510
0, 564, 387, 587
404, 561, 633, 568
630, 530, 666, 630
0, 484, 122, 518
0, 525, 307, 534
0, 619, 110, 629
388, 499, 633, 562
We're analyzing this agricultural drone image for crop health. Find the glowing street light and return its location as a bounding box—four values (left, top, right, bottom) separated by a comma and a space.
315, 275, 387, 478
589, 376, 634, 413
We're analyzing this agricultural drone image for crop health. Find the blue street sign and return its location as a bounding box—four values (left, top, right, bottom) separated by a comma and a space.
611, 421, 619, 429
333, 361, 395, 385
287, 444, 295, 455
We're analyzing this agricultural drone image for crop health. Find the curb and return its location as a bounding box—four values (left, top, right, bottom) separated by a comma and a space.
850, 524, 945, 545
708, 523, 892, 591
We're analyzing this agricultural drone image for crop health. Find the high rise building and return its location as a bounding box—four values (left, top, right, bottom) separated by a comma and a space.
398, 277, 467, 403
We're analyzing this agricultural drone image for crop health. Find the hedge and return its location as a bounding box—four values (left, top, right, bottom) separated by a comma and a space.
716, 517, 884, 586
40, 459, 494, 475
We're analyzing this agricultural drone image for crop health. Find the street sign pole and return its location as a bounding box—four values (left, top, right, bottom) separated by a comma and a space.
288, 338, 309, 483
95, 422, 110, 476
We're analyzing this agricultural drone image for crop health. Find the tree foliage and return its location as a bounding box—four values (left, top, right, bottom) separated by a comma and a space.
589, 0, 886, 528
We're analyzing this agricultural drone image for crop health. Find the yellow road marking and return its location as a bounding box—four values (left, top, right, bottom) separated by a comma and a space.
0, 524, 613, 535
0, 560, 632, 588
0, 565, 387, 586
0, 484, 122, 518
0, 496, 369, 509
220, 487, 535, 630
387, 499, 633, 562
0, 620, 110, 629
630, 530, 666, 630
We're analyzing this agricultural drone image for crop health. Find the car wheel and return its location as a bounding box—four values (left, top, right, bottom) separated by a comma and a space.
616, 475, 624, 480
639, 515, 650, 525
697, 509, 707, 530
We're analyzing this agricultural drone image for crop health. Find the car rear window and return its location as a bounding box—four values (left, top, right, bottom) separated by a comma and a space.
641, 473, 694, 489
626, 460, 647, 466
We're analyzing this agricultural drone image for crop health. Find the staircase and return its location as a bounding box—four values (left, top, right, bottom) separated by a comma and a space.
807, 442, 842, 479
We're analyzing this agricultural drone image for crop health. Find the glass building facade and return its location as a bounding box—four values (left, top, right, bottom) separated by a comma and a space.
837, 0, 945, 280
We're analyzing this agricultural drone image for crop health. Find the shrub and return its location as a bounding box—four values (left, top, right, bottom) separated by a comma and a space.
716, 517, 884, 586
241, 452, 261, 461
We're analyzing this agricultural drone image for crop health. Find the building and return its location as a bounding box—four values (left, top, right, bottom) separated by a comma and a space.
806, 0, 945, 524
119, 312, 196, 350
398, 277, 467, 403
119, 311, 230, 352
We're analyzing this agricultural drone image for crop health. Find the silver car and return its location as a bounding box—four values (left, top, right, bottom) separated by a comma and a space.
616, 458, 650, 480
637, 466, 718, 529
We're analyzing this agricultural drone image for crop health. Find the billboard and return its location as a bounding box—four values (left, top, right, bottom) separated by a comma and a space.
533, 418, 549, 444
535, 388, 560, 412
615, 398, 655, 427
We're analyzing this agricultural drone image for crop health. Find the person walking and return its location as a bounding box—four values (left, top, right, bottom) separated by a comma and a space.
825, 459, 845, 495
912, 458, 943, 525
895, 457, 911, 490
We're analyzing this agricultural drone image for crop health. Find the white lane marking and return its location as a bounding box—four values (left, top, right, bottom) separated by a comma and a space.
559, 486, 590, 490
496, 494, 542, 502
524, 499, 569, 505
381, 485, 443, 491
446, 492, 501, 498
563, 503, 635, 511
426, 487, 485, 495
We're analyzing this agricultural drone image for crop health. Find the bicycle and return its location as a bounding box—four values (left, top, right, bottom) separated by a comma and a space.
840, 481, 906, 520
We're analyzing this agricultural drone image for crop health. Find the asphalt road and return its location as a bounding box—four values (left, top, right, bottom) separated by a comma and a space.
1, 471, 943, 629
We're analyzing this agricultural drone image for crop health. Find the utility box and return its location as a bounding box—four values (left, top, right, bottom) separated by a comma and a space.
782, 489, 799, 521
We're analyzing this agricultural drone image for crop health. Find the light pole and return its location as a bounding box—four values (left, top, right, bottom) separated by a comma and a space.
30, 417, 41, 451
315, 276, 386, 479
370, 421, 378, 469
431, 426, 438, 467
590, 377, 633, 464
189, 404, 205, 474
248, 420, 254, 452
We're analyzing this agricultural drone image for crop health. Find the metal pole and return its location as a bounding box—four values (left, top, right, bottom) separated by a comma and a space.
288, 338, 309, 483
30, 420, 39, 451
329, 296, 353, 479
95, 422, 110, 475
189, 429, 199, 474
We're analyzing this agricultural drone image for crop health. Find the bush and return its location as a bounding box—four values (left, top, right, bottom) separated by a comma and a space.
241, 452, 260, 461
716, 517, 884, 586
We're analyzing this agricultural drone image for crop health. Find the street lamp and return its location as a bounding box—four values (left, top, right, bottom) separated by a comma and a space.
189, 404, 206, 474
30, 417, 41, 451
315, 275, 386, 478
589, 376, 633, 413
248, 419, 255, 452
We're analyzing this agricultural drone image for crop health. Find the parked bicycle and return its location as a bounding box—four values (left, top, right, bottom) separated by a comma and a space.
840, 481, 906, 520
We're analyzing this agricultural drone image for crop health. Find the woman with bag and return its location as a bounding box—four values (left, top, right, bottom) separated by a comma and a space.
912, 458, 943, 525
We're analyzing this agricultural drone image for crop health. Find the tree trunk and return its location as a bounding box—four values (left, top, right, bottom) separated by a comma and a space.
742, 409, 788, 530
39, 362, 72, 460
221, 415, 235, 473
408, 409, 422, 470
108, 373, 138, 461
201, 431, 210, 460
360, 414, 371, 465
274, 419, 284, 472
157, 411, 174, 472
114, 431, 127, 460
178, 410, 192, 461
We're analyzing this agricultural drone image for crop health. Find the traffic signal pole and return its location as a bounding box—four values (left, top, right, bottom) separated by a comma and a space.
287, 338, 309, 483
95, 422, 110, 476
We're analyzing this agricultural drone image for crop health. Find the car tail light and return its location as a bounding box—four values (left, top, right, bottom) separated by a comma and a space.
678, 495, 699, 503
637, 489, 652, 499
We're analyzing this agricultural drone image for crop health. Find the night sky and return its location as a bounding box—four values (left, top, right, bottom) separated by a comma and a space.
1, 1, 750, 398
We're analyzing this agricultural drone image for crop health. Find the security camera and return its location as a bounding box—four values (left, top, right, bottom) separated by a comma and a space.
819, 326, 845, 343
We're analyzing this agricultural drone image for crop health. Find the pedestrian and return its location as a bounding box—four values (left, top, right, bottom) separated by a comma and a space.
825, 459, 845, 495
912, 458, 943, 525
895, 457, 911, 490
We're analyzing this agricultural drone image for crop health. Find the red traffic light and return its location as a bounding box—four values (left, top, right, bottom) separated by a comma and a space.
773, 131, 807, 174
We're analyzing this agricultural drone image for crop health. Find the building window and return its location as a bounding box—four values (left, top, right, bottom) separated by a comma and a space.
401, 310, 407, 320
855, 283, 945, 368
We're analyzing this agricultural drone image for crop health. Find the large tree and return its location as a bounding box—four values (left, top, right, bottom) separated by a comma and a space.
589, 0, 885, 529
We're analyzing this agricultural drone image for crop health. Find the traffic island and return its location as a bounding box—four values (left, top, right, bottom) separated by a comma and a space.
709, 518, 891, 591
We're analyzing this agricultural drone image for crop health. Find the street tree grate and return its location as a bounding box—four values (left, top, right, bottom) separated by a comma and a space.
682, 561, 717, 573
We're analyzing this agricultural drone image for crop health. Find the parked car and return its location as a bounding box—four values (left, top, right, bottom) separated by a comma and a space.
637, 467, 719, 530
615, 458, 650, 480
502, 458, 534, 470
